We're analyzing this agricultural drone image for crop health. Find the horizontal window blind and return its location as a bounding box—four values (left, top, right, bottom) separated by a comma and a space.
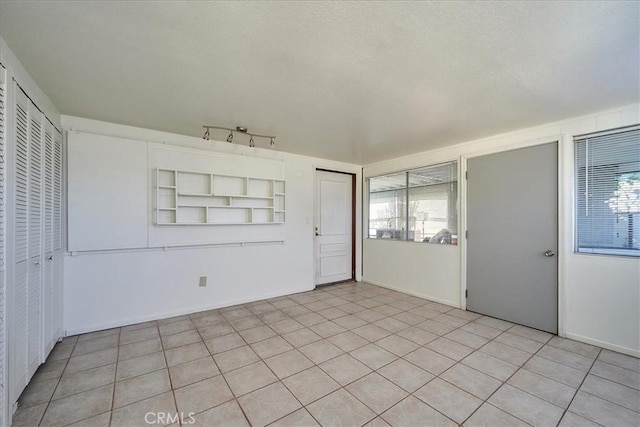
575, 126, 640, 256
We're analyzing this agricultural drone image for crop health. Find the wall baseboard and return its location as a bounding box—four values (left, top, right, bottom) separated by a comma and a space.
565, 332, 640, 358
362, 278, 460, 309
65, 285, 314, 336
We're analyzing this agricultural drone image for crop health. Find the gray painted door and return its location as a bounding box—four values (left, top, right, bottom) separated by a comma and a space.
467, 143, 558, 333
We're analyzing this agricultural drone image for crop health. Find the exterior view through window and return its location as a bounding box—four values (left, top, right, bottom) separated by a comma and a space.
368, 161, 458, 244
575, 126, 640, 256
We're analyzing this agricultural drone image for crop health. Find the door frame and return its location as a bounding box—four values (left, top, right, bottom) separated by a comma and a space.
314, 168, 357, 286
460, 134, 568, 337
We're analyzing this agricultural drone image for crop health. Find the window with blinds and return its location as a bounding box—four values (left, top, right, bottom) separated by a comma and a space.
368, 161, 458, 244
575, 126, 640, 256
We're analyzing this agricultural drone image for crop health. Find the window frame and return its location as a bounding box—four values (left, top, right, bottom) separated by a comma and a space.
367, 160, 459, 245
574, 125, 640, 258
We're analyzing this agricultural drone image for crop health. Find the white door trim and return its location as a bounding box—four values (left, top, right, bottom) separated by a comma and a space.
460, 133, 567, 337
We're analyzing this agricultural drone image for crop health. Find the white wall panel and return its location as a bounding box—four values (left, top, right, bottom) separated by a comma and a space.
364, 239, 460, 307
67, 132, 148, 251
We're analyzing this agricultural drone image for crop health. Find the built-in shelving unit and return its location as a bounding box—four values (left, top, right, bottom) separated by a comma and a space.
156, 168, 285, 226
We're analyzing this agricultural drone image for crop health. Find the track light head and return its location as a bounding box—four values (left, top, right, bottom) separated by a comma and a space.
226, 132, 233, 143
270, 138, 275, 148
249, 136, 255, 147
203, 129, 210, 141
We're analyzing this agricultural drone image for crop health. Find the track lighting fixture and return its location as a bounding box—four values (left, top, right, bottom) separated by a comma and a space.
201, 125, 276, 148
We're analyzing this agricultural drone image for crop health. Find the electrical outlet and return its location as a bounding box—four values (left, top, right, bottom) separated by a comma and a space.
199, 276, 207, 287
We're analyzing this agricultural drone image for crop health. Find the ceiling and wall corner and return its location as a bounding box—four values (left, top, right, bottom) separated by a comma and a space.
0, 1, 638, 165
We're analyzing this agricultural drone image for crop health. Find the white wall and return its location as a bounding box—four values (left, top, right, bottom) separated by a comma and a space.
61, 116, 362, 335
363, 104, 640, 357
364, 241, 460, 306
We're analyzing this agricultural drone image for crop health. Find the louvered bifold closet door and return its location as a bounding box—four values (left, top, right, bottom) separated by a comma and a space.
13, 87, 30, 393
42, 121, 54, 354
52, 129, 63, 339
0, 65, 7, 427
27, 99, 43, 375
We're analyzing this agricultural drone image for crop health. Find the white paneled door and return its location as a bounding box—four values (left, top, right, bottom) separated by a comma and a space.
314, 170, 353, 285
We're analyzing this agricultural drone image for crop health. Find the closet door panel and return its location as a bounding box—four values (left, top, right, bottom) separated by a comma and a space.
42, 122, 54, 353
0, 66, 5, 427
27, 101, 43, 374
13, 88, 30, 395
52, 130, 63, 339
44, 124, 53, 253
15, 93, 29, 264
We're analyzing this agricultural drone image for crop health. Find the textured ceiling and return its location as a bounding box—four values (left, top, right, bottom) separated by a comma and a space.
1, 1, 638, 164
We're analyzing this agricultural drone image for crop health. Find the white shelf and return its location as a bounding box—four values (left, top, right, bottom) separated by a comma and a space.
174, 204, 275, 210
228, 194, 273, 200
156, 222, 285, 226
177, 192, 212, 197
156, 168, 285, 226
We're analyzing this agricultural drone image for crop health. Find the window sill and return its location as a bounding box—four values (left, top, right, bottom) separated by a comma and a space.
576, 248, 640, 258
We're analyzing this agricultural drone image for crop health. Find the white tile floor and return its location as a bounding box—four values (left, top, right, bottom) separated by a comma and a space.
12, 282, 640, 426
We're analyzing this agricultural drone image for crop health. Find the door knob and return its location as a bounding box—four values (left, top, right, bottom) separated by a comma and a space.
544, 250, 555, 257
315, 227, 320, 236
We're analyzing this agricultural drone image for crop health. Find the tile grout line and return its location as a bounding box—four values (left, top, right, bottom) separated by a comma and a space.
268, 287, 450, 425
153, 320, 183, 427
36, 337, 78, 427
22, 282, 638, 427
230, 287, 364, 424
221, 284, 403, 426
219, 286, 632, 426
454, 327, 552, 426
193, 311, 253, 427
377, 316, 495, 426
106, 327, 121, 427
557, 347, 606, 426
